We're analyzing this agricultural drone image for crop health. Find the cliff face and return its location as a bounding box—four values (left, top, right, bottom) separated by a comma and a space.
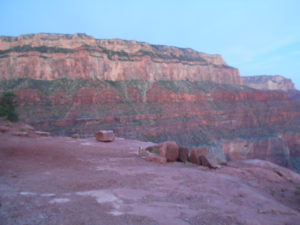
0, 33, 241, 84
1, 33, 300, 171
1, 78, 300, 170
242, 75, 295, 91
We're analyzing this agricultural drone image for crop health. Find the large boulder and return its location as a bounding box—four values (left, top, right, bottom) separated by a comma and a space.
189, 147, 208, 163
95, 130, 115, 142
189, 147, 217, 169
159, 141, 179, 162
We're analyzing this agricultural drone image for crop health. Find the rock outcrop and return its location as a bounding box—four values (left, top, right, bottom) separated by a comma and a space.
242, 75, 296, 91
0, 33, 241, 85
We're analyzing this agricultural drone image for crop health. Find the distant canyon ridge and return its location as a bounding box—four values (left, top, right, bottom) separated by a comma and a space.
0, 33, 299, 171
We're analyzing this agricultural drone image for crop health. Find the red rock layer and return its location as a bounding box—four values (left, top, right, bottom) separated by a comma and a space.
2, 78, 300, 169
0, 33, 241, 85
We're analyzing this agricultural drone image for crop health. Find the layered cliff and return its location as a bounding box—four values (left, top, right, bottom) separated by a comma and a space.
242, 75, 295, 91
1, 33, 300, 171
1, 78, 300, 170
0, 33, 240, 84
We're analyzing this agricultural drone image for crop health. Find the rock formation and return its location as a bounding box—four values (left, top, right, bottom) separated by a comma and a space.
95, 130, 115, 142
0, 33, 300, 171
242, 75, 295, 91
0, 33, 241, 85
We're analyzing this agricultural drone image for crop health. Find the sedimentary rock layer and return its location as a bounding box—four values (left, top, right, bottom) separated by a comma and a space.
0, 33, 299, 170
0, 33, 241, 84
242, 75, 295, 91
1, 78, 300, 170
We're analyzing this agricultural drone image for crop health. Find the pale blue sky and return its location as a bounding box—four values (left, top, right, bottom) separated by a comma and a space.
1, 0, 300, 88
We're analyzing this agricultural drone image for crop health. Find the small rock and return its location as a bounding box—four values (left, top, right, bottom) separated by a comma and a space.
178, 146, 189, 163
95, 130, 115, 142
35, 131, 51, 136
159, 141, 179, 162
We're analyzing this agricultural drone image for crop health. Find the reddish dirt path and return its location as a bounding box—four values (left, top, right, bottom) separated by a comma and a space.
1, 133, 300, 225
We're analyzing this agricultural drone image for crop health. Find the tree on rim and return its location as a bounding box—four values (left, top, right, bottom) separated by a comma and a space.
0, 91, 18, 122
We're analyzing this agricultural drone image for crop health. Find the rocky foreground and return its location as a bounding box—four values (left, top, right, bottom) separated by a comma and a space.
1, 124, 300, 225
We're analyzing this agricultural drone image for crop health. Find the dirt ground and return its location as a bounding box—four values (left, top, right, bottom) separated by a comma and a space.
1, 132, 300, 225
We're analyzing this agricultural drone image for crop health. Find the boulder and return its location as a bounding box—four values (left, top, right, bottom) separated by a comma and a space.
95, 130, 115, 142
178, 146, 189, 163
189, 147, 208, 164
189, 147, 217, 169
159, 141, 179, 162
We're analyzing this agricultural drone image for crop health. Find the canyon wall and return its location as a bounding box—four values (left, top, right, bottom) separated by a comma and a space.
1, 78, 300, 169
0, 33, 300, 170
242, 75, 295, 91
0, 33, 240, 84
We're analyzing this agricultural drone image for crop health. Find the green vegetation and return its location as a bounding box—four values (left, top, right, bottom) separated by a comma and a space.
147, 147, 160, 154
0, 45, 74, 55
0, 91, 18, 121
99, 47, 132, 61
138, 49, 206, 62
156, 80, 243, 93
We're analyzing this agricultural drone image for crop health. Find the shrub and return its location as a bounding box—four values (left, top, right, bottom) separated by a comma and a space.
0, 91, 18, 121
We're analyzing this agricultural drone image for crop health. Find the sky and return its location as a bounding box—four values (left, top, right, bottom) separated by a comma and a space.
1, 0, 300, 89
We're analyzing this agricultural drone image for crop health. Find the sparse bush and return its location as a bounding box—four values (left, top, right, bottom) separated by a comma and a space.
0, 91, 18, 121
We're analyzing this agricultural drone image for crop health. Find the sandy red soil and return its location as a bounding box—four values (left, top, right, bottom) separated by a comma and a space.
1, 129, 300, 225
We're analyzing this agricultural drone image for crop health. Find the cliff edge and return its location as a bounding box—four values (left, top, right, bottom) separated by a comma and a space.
0, 33, 241, 85
242, 75, 296, 91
